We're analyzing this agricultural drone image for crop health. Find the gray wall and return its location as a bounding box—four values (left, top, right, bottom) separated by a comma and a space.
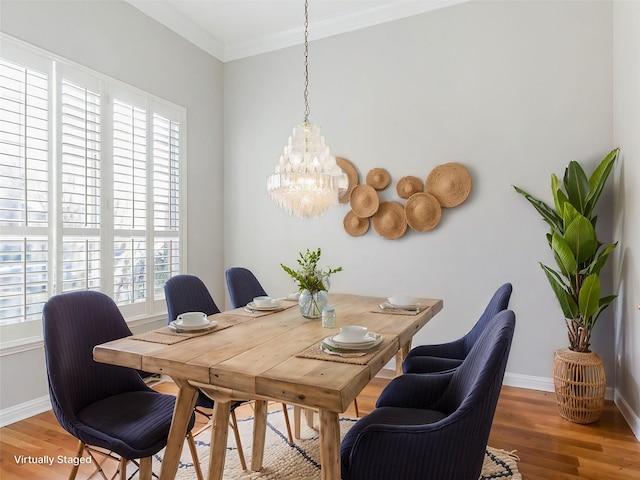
224, 0, 615, 386
612, 0, 640, 437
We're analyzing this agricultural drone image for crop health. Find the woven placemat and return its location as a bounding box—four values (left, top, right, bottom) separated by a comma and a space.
131, 321, 236, 345
233, 300, 298, 318
296, 335, 393, 365
370, 303, 429, 316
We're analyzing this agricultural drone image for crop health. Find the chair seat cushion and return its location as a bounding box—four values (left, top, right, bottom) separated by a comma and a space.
341, 406, 447, 474
77, 391, 178, 458
402, 355, 463, 374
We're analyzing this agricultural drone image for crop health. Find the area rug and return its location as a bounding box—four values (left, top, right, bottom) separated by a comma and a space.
153, 409, 521, 479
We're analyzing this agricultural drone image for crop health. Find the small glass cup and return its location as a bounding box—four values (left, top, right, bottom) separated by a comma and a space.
322, 306, 336, 329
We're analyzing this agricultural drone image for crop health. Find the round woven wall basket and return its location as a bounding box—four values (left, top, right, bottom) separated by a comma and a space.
553, 349, 606, 424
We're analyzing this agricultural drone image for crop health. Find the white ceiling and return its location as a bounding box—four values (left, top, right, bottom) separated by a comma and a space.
126, 0, 468, 62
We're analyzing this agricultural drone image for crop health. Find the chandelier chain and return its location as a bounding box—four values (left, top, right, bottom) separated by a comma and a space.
303, 0, 310, 123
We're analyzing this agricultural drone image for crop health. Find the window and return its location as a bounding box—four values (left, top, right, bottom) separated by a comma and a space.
0, 36, 185, 326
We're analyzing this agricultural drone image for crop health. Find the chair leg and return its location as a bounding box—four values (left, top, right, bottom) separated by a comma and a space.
230, 411, 247, 471
304, 408, 315, 430
186, 432, 204, 480
281, 403, 294, 444
354, 397, 360, 417
68, 441, 85, 480
138, 457, 152, 480
119, 458, 128, 480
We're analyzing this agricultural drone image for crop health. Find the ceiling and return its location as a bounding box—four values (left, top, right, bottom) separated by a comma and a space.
126, 0, 468, 62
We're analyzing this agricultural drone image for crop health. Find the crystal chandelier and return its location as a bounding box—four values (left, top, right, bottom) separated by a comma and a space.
267, 0, 347, 219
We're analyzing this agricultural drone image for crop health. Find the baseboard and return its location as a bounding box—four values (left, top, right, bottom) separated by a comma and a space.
615, 390, 640, 441
0, 394, 51, 427
503, 372, 555, 392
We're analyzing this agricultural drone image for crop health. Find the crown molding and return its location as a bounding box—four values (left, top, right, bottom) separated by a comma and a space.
127, 0, 468, 63
126, 0, 225, 61
224, 0, 468, 62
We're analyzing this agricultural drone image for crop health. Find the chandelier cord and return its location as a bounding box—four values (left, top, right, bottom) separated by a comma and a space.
303, 0, 310, 123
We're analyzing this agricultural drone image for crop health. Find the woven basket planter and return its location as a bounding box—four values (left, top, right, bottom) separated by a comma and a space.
553, 349, 606, 424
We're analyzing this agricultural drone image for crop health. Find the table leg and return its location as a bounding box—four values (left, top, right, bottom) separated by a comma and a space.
294, 406, 302, 439
159, 379, 198, 480
208, 400, 232, 480
318, 409, 340, 480
251, 400, 268, 471
395, 340, 412, 376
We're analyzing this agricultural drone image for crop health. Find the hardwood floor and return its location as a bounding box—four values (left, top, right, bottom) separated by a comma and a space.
1, 372, 638, 479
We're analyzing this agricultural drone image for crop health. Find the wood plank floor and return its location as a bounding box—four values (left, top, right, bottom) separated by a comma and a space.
1, 372, 638, 479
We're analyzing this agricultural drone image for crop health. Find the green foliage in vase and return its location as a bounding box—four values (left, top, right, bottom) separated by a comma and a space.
513, 148, 618, 353
281, 248, 342, 293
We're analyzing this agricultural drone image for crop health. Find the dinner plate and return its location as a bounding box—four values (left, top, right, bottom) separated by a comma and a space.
323, 333, 382, 351
247, 301, 280, 311
169, 319, 217, 332
332, 332, 378, 346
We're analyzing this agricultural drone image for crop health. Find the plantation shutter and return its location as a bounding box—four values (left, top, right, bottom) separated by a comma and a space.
0, 55, 50, 322
59, 73, 102, 293
1, 36, 186, 327
112, 97, 148, 307
151, 113, 181, 299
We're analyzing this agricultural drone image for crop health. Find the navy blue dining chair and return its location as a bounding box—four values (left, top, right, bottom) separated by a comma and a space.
225, 267, 268, 311
164, 274, 248, 469
340, 309, 516, 480
225, 266, 297, 442
403, 282, 512, 374
42, 290, 202, 480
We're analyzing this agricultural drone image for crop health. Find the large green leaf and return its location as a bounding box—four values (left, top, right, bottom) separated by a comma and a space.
564, 161, 590, 215
541, 263, 578, 319
578, 274, 600, 320
513, 186, 563, 233
561, 202, 581, 232
551, 174, 568, 218
551, 232, 577, 276
564, 214, 598, 264
590, 294, 618, 328
586, 148, 618, 216
585, 243, 617, 276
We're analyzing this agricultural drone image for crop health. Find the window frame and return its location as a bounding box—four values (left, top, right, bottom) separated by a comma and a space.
0, 34, 188, 340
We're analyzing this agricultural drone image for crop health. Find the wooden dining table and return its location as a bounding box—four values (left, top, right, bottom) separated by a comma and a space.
93, 293, 443, 480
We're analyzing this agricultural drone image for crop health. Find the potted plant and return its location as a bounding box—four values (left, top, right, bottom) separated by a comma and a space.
513, 148, 618, 423
281, 248, 342, 319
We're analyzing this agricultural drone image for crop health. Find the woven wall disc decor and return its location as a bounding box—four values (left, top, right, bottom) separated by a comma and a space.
405, 192, 442, 231
372, 201, 407, 240
396, 175, 423, 199
426, 162, 472, 208
336, 157, 359, 204
337, 156, 472, 240
350, 184, 379, 218
343, 210, 370, 237
366, 168, 390, 190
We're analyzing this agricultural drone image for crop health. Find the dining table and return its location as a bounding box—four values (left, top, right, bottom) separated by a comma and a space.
93, 293, 443, 480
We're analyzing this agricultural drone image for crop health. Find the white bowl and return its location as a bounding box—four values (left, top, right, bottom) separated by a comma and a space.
388, 295, 417, 307
176, 311, 208, 326
253, 296, 275, 307
338, 325, 369, 343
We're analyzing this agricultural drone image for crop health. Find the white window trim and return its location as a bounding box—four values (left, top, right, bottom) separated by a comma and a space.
0, 33, 188, 343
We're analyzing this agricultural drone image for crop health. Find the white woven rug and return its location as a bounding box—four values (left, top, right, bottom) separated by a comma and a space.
153, 409, 521, 479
